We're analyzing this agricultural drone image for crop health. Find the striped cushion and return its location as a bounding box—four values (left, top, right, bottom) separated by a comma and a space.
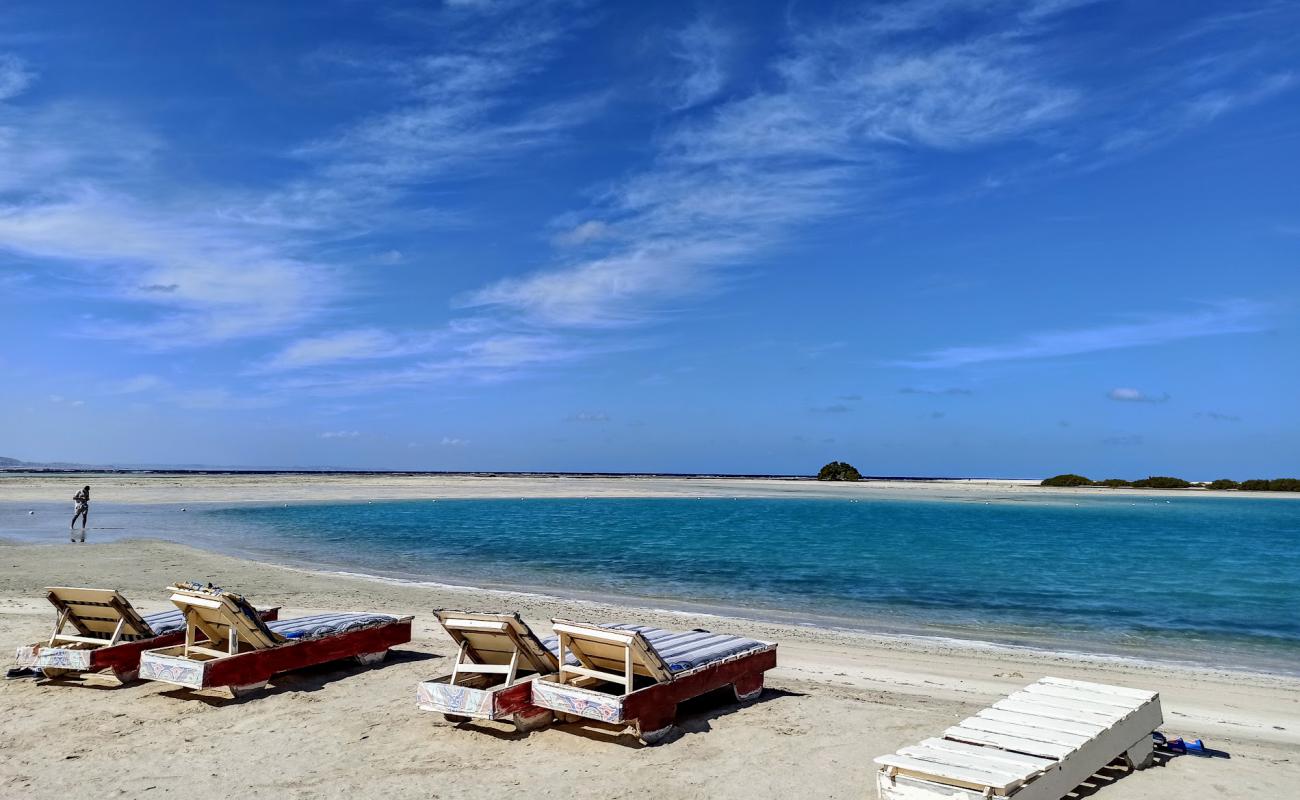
266, 613, 398, 641
544, 624, 767, 673
142, 609, 186, 636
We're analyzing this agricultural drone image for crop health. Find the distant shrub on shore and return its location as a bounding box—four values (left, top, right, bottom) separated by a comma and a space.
1239, 478, 1300, 492
1041, 473, 1092, 487
1041, 474, 1299, 491
1131, 476, 1192, 489
817, 461, 862, 481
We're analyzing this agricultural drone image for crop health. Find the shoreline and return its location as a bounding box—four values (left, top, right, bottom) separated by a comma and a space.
3, 474, 1298, 678
5, 533, 1298, 684
4, 471, 1298, 504
4, 538, 1299, 799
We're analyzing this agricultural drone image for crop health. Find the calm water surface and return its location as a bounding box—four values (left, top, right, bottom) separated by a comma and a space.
4, 494, 1297, 673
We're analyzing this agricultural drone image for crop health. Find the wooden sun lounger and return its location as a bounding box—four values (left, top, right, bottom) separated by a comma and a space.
529, 619, 777, 744
13, 586, 278, 684
137, 583, 412, 698
415, 610, 558, 731
874, 677, 1164, 799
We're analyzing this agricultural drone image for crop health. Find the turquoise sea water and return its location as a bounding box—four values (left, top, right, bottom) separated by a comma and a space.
4, 494, 1298, 673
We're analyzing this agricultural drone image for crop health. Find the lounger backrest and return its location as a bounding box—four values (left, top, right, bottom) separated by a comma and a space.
551, 619, 674, 689
434, 610, 558, 675
45, 586, 155, 643
168, 585, 284, 652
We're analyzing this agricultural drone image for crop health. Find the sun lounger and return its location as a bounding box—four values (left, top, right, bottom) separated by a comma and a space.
137, 583, 412, 697
416, 610, 558, 731
13, 586, 278, 684
529, 620, 777, 744
874, 677, 1163, 799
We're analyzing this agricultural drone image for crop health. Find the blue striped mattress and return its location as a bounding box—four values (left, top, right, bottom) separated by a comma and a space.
543, 624, 768, 673
265, 613, 399, 641
142, 609, 186, 636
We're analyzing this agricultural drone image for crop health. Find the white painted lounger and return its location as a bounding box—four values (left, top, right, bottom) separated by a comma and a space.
13, 586, 278, 684
138, 583, 412, 698
875, 677, 1163, 799
529, 620, 777, 744
416, 610, 558, 731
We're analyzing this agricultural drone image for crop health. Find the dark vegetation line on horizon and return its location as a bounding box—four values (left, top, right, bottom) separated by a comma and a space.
1041, 474, 1300, 491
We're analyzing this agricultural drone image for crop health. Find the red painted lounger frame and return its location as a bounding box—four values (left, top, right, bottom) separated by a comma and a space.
13, 586, 279, 684
138, 585, 412, 697
140, 619, 412, 695
529, 620, 777, 744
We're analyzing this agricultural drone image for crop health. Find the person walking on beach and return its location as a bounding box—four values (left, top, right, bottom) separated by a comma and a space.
70, 485, 89, 542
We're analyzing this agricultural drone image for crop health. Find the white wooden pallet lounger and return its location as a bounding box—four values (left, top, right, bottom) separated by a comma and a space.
875, 677, 1163, 799
416, 610, 557, 731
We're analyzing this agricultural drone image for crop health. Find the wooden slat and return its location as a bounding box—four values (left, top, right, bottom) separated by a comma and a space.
875, 754, 1021, 794
445, 619, 509, 632
957, 716, 1090, 748
977, 708, 1106, 737
1040, 676, 1155, 701
1003, 690, 1125, 721
44, 587, 122, 604
944, 726, 1074, 760
434, 610, 557, 674
561, 663, 630, 685
1023, 682, 1140, 710
897, 745, 1031, 783
455, 663, 513, 675
51, 633, 116, 645
551, 622, 636, 645
993, 697, 1117, 726
921, 738, 1056, 770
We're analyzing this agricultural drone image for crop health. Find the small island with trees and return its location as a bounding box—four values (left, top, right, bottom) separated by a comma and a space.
1041, 474, 1300, 491
817, 461, 862, 481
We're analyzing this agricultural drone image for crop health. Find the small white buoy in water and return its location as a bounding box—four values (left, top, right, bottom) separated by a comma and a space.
181, 508, 187, 512
28, 510, 35, 515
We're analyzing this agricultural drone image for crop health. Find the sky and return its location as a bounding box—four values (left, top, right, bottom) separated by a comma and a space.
1, 0, 1298, 478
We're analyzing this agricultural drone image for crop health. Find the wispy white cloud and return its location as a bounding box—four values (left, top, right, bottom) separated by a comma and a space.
0, 4, 594, 354
260, 328, 443, 372
462, 2, 1081, 332
0, 53, 33, 100
440, 436, 469, 446
896, 301, 1266, 369
1197, 410, 1242, 422
565, 411, 610, 422
900, 386, 974, 396
320, 430, 360, 439
664, 17, 733, 110
1108, 387, 1170, 403
810, 404, 853, 414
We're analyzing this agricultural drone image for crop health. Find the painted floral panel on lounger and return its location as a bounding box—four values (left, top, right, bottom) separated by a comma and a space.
139, 654, 205, 688
416, 681, 495, 718
34, 647, 93, 670
531, 680, 624, 723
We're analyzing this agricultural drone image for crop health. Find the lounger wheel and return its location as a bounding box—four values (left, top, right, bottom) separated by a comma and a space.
732, 672, 764, 703
112, 668, 139, 684
512, 708, 554, 732
443, 714, 471, 724
354, 650, 388, 666
636, 722, 676, 745
229, 681, 268, 698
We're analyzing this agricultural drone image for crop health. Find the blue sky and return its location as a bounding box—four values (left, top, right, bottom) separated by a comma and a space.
1, 0, 1297, 477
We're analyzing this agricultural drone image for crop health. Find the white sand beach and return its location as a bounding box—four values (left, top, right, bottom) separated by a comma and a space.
2, 471, 1294, 505
2, 474, 1298, 799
